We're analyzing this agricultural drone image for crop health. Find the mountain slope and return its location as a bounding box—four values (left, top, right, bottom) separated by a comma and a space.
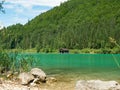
0, 0, 120, 52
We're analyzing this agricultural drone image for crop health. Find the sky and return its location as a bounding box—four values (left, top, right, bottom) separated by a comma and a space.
0, 0, 67, 28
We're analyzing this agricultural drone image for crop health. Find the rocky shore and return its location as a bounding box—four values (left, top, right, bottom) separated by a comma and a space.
0, 68, 120, 90
0, 68, 57, 90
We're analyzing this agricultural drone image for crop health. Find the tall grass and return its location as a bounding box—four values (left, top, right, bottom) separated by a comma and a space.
0, 51, 36, 74
0, 52, 12, 73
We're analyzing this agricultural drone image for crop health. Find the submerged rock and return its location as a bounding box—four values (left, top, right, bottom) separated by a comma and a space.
46, 77, 57, 85
18, 72, 34, 85
75, 80, 120, 90
30, 68, 46, 82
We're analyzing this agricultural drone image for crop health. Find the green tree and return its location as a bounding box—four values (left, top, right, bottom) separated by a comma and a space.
0, 0, 5, 13
0, 0, 120, 53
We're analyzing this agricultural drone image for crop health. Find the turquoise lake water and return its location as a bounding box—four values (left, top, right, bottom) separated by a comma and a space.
17, 53, 120, 82
15, 53, 120, 82
10, 53, 120, 89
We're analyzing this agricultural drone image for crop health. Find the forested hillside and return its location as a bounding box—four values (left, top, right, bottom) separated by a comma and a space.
0, 0, 120, 53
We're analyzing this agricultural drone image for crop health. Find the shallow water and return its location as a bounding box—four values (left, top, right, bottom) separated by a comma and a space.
19, 54, 120, 89
39, 68, 120, 90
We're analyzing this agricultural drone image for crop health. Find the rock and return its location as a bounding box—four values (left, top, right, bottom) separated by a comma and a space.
18, 72, 34, 85
2, 83, 29, 90
46, 77, 57, 84
14, 72, 19, 75
0, 80, 2, 84
75, 80, 120, 90
7, 71, 13, 79
13, 86, 29, 90
116, 85, 120, 90
0, 79, 41, 90
31, 78, 40, 85
75, 80, 89, 90
30, 86, 39, 90
30, 68, 46, 82
0, 78, 4, 84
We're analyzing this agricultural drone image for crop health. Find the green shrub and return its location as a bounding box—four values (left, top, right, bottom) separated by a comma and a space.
101, 48, 112, 54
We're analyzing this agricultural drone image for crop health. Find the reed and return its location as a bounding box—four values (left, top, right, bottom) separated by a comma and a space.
0, 51, 36, 74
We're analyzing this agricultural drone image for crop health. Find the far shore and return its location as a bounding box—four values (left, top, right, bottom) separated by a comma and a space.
2, 47, 120, 54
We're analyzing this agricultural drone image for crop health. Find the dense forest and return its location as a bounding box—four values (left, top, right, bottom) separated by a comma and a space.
0, 0, 120, 53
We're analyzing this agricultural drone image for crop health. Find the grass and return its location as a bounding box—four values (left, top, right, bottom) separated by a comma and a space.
0, 51, 37, 75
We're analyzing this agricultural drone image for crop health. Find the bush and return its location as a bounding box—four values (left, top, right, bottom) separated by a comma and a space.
111, 48, 120, 54
101, 48, 112, 54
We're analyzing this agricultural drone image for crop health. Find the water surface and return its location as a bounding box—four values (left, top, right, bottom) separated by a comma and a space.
19, 54, 120, 89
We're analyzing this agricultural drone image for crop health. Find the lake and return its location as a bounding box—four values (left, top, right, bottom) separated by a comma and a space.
18, 53, 120, 89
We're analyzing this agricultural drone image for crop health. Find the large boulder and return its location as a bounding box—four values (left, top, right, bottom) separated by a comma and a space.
75, 80, 120, 90
30, 68, 46, 82
18, 72, 34, 85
